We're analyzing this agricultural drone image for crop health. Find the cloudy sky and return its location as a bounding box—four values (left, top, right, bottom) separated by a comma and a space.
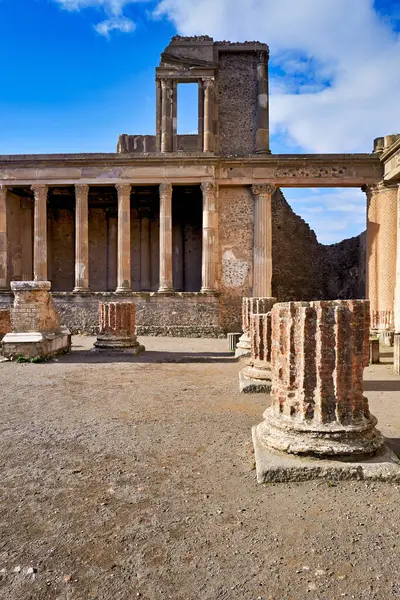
1, 0, 399, 243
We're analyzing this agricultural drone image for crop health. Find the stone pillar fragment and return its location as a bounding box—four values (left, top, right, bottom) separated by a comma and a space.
94, 302, 145, 354
240, 300, 276, 393
365, 183, 397, 335
252, 184, 275, 298
2, 281, 70, 360
0, 186, 7, 289
203, 77, 215, 153
31, 184, 48, 282
255, 51, 270, 154
116, 184, 132, 292
201, 182, 218, 292
255, 300, 384, 459
74, 184, 90, 292
235, 296, 275, 358
158, 183, 174, 293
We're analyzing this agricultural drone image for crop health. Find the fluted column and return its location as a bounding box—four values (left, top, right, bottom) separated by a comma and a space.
203, 77, 215, 153
255, 51, 270, 154
0, 186, 7, 289
394, 185, 400, 374
201, 182, 218, 292
365, 182, 397, 333
161, 79, 173, 153
31, 184, 48, 282
158, 183, 173, 293
235, 296, 276, 358
74, 184, 90, 292
252, 184, 275, 297
255, 300, 384, 459
115, 184, 132, 293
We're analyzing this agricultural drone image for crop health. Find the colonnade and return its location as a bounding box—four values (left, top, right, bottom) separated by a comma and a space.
0, 182, 220, 295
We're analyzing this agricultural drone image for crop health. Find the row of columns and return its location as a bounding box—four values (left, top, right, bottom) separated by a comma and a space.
0, 182, 220, 295
157, 77, 215, 153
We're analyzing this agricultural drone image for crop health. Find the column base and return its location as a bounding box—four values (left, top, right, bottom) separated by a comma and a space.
73, 287, 91, 293
235, 332, 251, 358
157, 288, 175, 295
200, 287, 217, 294
239, 360, 272, 393
252, 426, 400, 484
115, 287, 132, 294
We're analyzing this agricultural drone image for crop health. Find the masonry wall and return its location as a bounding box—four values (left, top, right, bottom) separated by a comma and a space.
217, 53, 258, 155
218, 185, 254, 331
49, 202, 74, 292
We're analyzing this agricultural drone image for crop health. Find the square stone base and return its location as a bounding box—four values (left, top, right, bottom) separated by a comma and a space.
252, 426, 400, 483
92, 343, 145, 355
2, 329, 71, 361
239, 371, 272, 394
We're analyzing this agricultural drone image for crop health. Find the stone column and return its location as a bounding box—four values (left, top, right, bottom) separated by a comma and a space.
254, 300, 383, 458
161, 79, 173, 153
0, 186, 8, 289
158, 183, 174, 293
394, 184, 400, 373
201, 182, 218, 292
365, 182, 398, 335
240, 298, 277, 393
255, 51, 270, 154
203, 77, 215, 153
31, 184, 48, 282
116, 184, 132, 293
235, 296, 275, 358
155, 79, 162, 152
198, 79, 205, 151
74, 184, 90, 292
94, 301, 144, 354
140, 211, 151, 291
21, 199, 33, 281
252, 184, 275, 298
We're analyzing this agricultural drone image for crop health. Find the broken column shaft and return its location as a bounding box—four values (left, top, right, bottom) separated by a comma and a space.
94, 302, 145, 353
235, 297, 275, 358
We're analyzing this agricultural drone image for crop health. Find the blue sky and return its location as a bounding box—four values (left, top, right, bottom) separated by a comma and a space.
1, 0, 399, 243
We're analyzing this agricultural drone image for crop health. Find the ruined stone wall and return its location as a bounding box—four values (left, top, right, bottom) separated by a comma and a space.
218, 186, 253, 331
217, 53, 258, 155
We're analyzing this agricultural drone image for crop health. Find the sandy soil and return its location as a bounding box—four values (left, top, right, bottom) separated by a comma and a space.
0, 336, 399, 600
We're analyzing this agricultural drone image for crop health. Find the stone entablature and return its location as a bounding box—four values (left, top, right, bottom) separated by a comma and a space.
0, 154, 383, 186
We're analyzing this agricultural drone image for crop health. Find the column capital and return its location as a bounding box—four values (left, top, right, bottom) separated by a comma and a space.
201, 182, 218, 196
159, 182, 173, 198
202, 76, 215, 88
115, 183, 131, 197
252, 184, 276, 197
31, 184, 49, 197
75, 183, 89, 195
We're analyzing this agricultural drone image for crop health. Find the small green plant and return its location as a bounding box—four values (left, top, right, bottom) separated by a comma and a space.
16, 354, 47, 364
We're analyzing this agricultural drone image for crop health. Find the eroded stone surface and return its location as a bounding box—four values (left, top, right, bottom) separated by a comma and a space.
240, 303, 276, 392
94, 302, 145, 352
235, 297, 275, 358
254, 300, 385, 459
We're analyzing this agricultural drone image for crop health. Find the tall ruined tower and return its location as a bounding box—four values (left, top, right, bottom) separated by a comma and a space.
118, 36, 270, 156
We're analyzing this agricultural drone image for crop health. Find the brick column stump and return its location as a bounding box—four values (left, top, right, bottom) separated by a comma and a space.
2, 281, 71, 360
94, 302, 145, 354
240, 305, 276, 393
252, 300, 400, 483
235, 297, 275, 358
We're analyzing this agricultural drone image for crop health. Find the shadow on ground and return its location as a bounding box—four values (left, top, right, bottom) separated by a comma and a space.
59, 349, 239, 364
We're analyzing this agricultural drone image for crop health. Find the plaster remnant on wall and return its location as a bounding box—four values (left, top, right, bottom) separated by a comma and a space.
222, 259, 249, 287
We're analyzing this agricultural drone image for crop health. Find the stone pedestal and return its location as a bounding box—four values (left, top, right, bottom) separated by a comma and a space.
240, 307, 275, 393
2, 281, 71, 360
369, 338, 380, 364
253, 300, 400, 483
394, 333, 400, 376
235, 297, 275, 358
94, 302, 145, 353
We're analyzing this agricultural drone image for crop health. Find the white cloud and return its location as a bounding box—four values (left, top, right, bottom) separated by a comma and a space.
153, 0, 400, 153
53, 0, 148, 36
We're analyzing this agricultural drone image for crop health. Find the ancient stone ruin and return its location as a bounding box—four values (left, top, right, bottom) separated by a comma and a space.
2, 281, 71, 360
94, 301, 145, 354
252, 300, 400, 482
239, 297, 276, 392
235, 297, 274, 358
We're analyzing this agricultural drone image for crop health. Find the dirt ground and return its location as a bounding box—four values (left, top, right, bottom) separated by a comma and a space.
0, 336, 400, 600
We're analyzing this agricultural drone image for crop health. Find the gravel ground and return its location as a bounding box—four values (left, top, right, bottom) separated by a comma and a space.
0, 336, 399, 600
